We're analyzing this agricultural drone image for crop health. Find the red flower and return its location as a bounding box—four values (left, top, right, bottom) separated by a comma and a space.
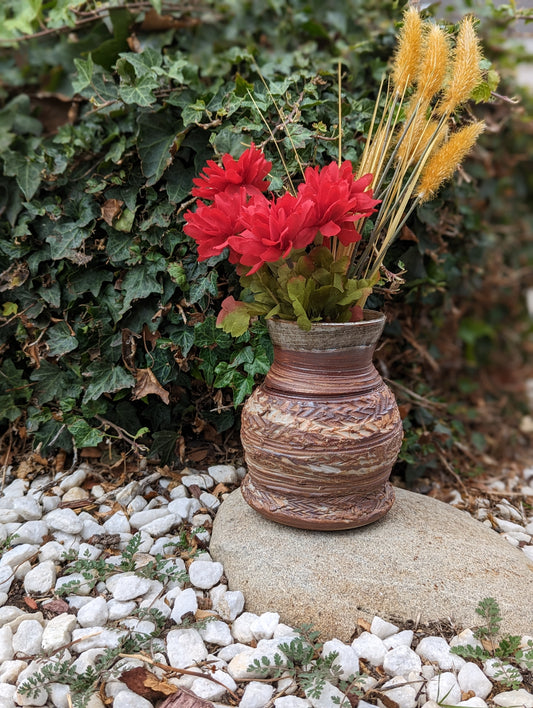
192, 144, 272, 200
298, 162, 380, 246
183, 189, 247, 260
228, 192, 317, 274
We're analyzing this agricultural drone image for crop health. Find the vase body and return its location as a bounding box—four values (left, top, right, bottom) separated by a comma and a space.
240, 311, 403, 530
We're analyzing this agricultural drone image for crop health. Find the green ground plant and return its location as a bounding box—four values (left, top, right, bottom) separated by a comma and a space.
450, 597, 533, 690
0, 0, 531, 479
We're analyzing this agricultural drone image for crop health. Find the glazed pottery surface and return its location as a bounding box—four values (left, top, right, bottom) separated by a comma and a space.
240, 311, 403, 530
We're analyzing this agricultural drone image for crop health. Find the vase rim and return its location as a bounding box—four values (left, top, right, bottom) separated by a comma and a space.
266, 310, 386, 350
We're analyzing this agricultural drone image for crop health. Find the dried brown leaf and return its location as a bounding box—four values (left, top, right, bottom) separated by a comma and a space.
101, 199, 123, 226
132, 368, 170, 405
158, 686, 215, 708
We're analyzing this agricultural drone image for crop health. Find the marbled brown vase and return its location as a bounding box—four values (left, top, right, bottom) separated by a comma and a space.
240, 311, 403, 530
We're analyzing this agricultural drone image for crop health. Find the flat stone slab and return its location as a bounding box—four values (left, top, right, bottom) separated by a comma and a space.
210, 487, 533, 641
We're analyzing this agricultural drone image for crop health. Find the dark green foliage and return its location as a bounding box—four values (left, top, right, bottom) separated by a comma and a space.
0, 1, 531, 475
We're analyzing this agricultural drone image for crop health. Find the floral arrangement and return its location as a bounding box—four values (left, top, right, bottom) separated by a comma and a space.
184, 8, 494, 334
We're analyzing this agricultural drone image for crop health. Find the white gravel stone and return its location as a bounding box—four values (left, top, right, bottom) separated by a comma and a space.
129, 508, 169, 529
23, 559, 56, 595
62, 486, 90, 503
139, 514, 178, 536
181, 474, 209, 489
458, 662, 493, 699
0, 567, 14, 595
240, 681, 275, 708
47, 682, 71, 708
41, 613, 77, 653
383, 630, 414, 650
0, 607, 23, 626
208, 465, 239, 485
45, 507, 84, 534
306, 680, 347, 708
169, 484, 187, 499
522, 546, 533, 562
379, 675, 417, 708
274, 698, 312, 708
370, 616, 399, 639
199, 491, 220, 510
168, 496, 202, 521
77, 596, 109, 628
0, 625, 13, 663
0, 592, 7, 608
55, 572, 94, 595
71, 627, 125, 652
13, 521, 48, 545
38, 541, 66, 563
0, 658, 27, 683
188, 560, 224, 589
166, 628, 208, 668
2, 479, 28, 497
227, 649, 259, 680
351, 631, 386, 667
106, 572, 153, 601
190, 668, 237, 701
492, 689, 533, 707
107, 599, 137, 621
113, 689, 153, 707
250, 611, 280, 640
170, 587, 198, 623
59, 467, 88, 491
383, 645, 422, 677
321, 638, 359, 680
199, 619, 233, 646
14, 662, 48, 706
0, 544, 38, 569
426, 672, 462, 704
494, 518, 529, 534
416, 636, 465, 670
12, 619, 43, 657
216, 590, 245, 622
457, 698, 488, 708
483, 657, 522, 683
450, 628, 484, 650
12, 497, 41, 521
103, 511, 130, 534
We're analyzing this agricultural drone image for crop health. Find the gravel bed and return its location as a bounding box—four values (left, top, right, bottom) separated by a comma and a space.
0, 461, 532, 708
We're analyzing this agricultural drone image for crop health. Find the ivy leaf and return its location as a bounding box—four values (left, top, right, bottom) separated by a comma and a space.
119, 262, 164, 315
30, 361, 83, 404
137, 112, 184, 186
67, 418, 104, 448
46, 322, 79, 357
2, 150, 43, 200
83, 363, 135, 403
73, 55, 94, 92
119, 74, 159, 107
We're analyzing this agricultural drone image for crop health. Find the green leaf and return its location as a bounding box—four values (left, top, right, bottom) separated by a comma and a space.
119, 262, 164, 315
119, 74, 159, 107
46, 322, 79, 357
83, 363, 135, 403
137, 112, 184, 186
67, 418, 104, 448
73, 55, 94, 92
2, 151, 43, 200
30, 361, 83, 404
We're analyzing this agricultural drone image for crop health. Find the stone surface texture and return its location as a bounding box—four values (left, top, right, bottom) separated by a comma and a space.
210, 487, 533, 641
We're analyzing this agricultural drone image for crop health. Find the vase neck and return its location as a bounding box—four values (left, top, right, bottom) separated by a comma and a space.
264, 344, 382, 397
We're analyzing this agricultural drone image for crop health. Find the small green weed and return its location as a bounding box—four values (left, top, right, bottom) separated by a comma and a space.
56, 532, 188, 596
450, 597, 533, 690
247, 623, 363, 706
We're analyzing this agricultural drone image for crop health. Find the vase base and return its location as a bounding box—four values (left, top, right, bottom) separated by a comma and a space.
241, 475, 395, 531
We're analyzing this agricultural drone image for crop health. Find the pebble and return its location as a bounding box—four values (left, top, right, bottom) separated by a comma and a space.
240, 681, 275, 708
351, 631, 386, 666
458, 662, 493, 699
188, 560, 224, 589
493, 689, 533, 707
370, 616, 399, 639
166, 628, 208, 668
383, 645, 422, 677
0, 461, 531, 708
